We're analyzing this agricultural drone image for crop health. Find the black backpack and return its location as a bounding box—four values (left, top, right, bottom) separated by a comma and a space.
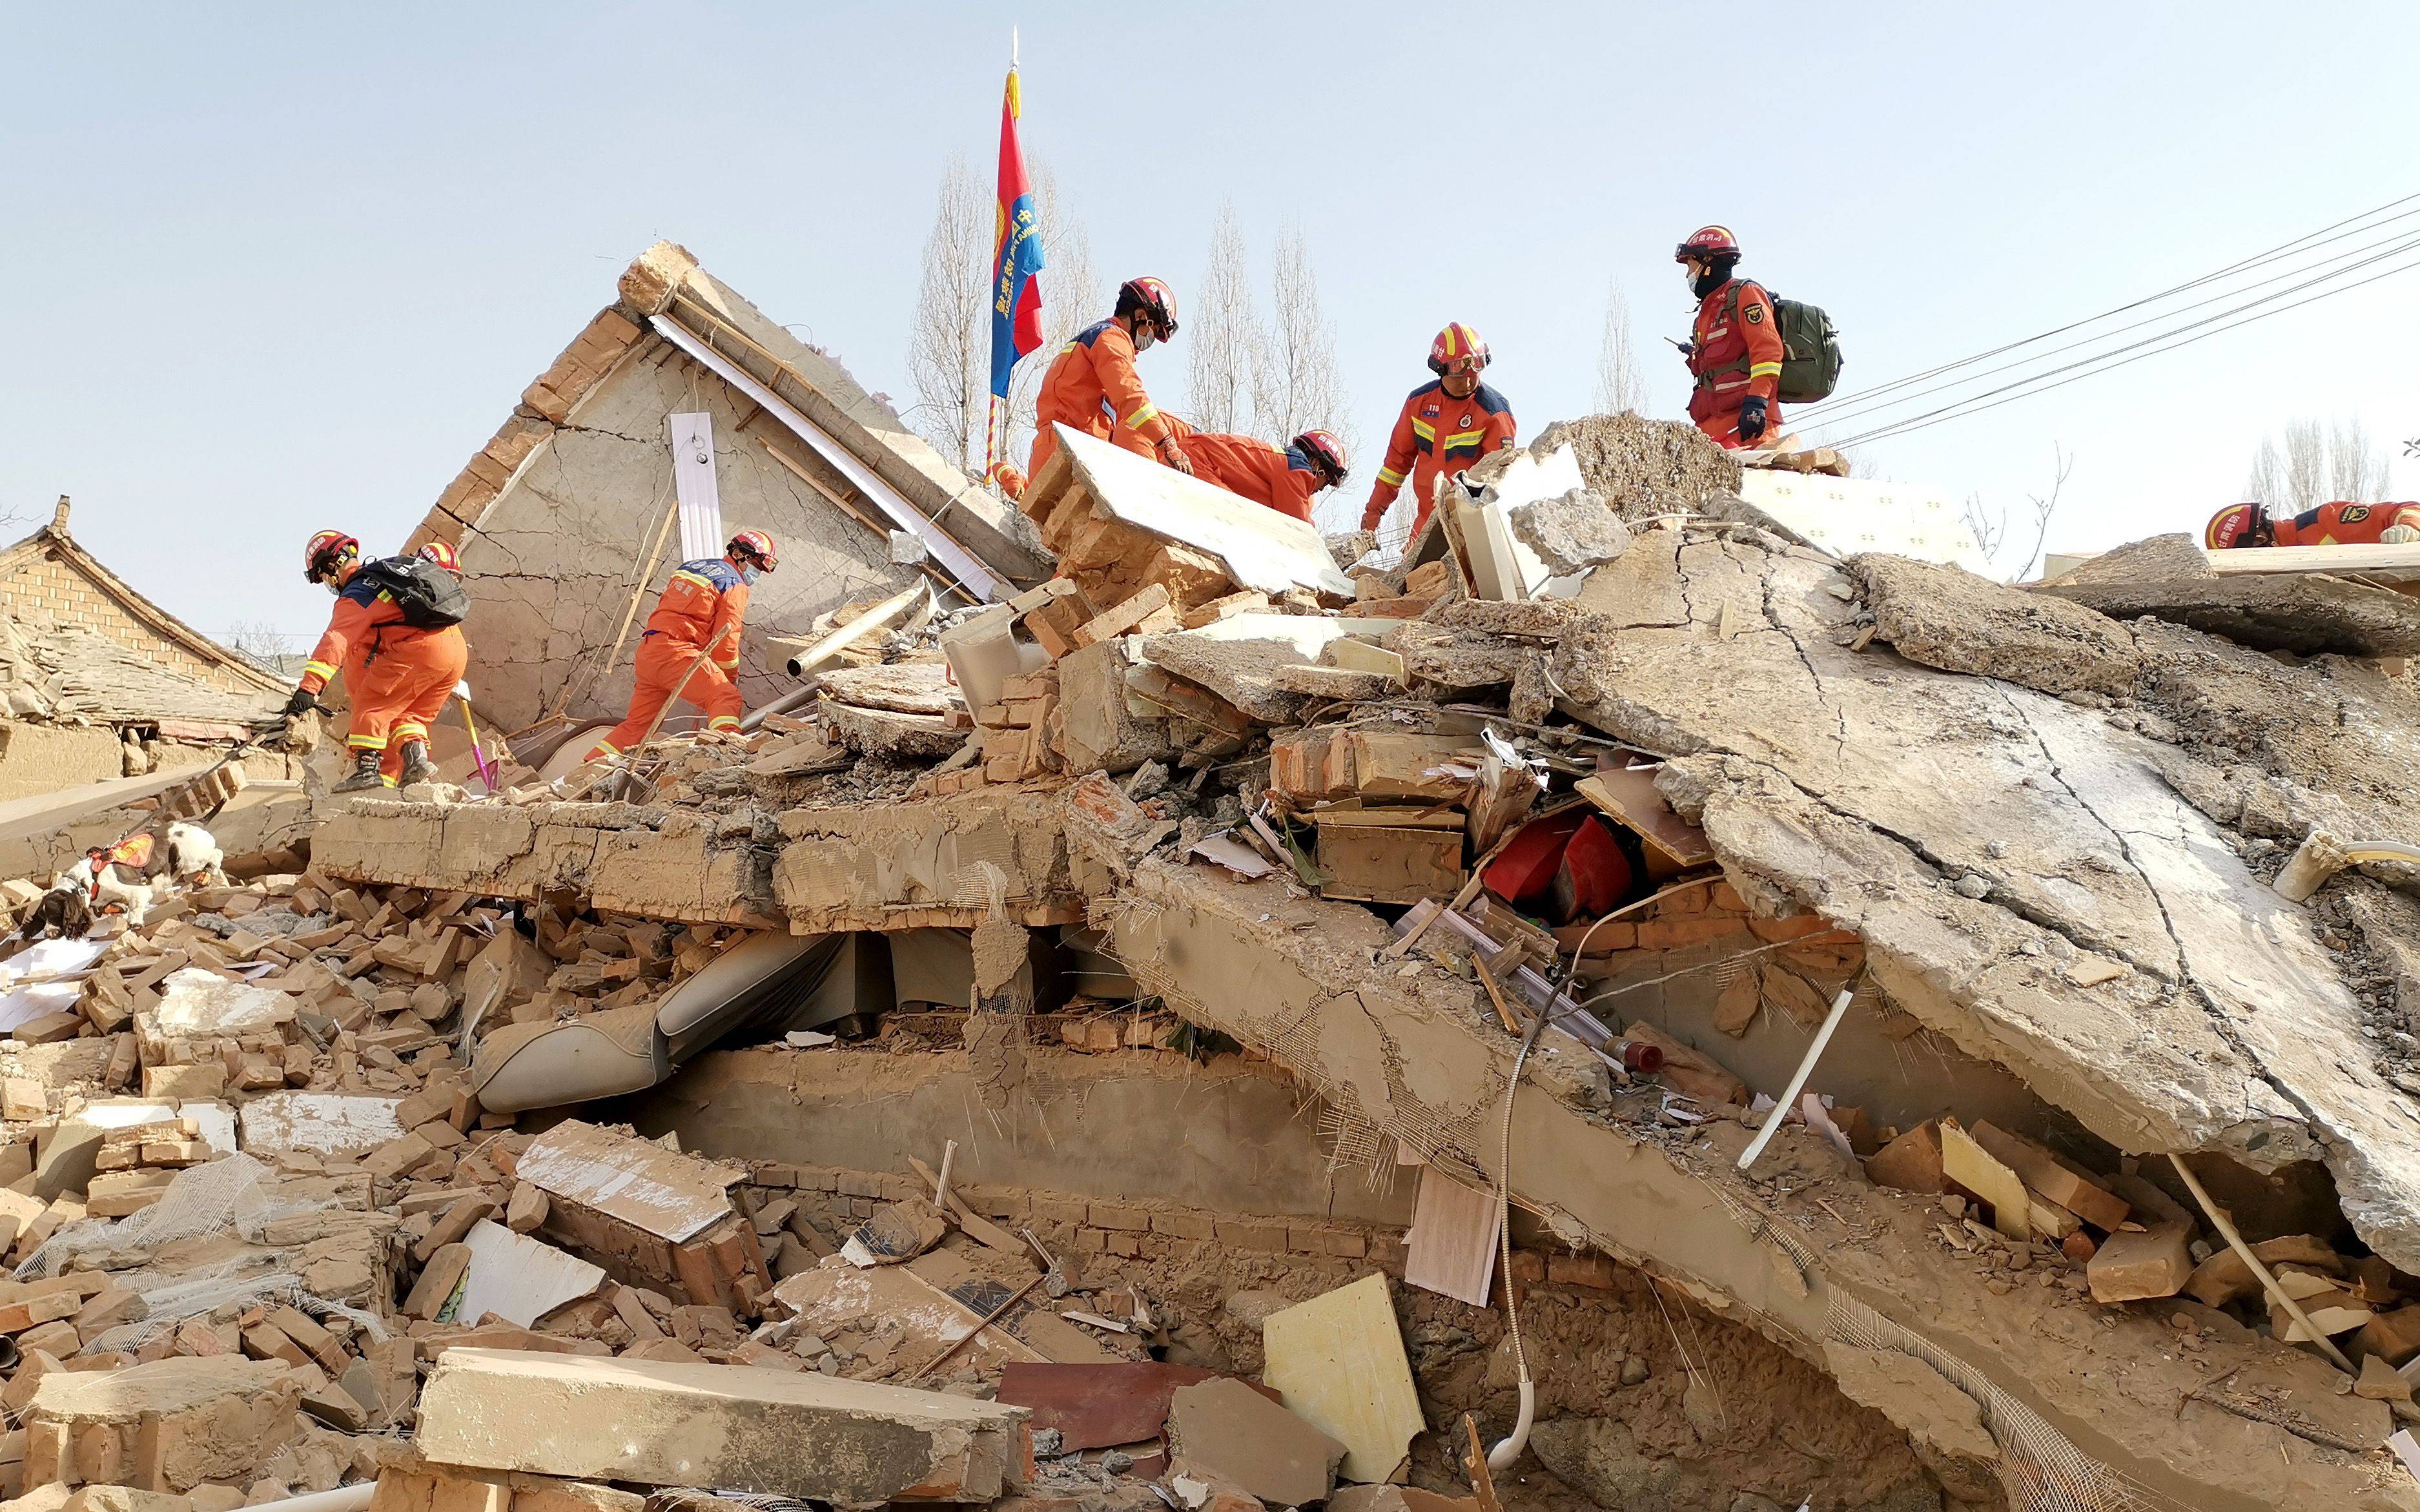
358, 557, 469, 630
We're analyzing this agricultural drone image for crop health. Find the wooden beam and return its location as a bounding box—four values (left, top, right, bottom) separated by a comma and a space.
2204, 542, 2420, 580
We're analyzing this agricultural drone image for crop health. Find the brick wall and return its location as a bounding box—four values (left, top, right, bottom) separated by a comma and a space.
0, 551, 255, 695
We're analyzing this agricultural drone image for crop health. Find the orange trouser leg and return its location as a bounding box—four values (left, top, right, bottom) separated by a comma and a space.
1694, 402, 1783, 451
380, 628, 469, 781
587, 639, 743, 761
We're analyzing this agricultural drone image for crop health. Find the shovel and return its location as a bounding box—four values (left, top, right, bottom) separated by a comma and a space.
455, 682, 496, 793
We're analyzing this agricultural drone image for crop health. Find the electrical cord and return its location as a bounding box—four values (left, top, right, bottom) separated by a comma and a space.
1486, 996, 1552, 1471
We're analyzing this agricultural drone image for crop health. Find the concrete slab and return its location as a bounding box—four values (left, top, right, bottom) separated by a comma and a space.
2036, 532, 2420, 655
413, 1347, 1031, 1504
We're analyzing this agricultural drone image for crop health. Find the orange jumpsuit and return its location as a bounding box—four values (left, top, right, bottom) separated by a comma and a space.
302, 564, 470, 784
1180, 431, 1328, 523
1686, 278, 1785, 449
1027, 319, 1174, 496
588, 558, 750, 760
2271, 501, 2420, 546
1362, 380, 1517, 533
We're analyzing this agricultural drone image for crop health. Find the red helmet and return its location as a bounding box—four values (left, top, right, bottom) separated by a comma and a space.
416, 540, 462, 573
1675, 224, 1743, 263
1428, 323, 1489, 376
2205, 502, 2271, 549
304, 531, 358, 583
1292, 429, 1348, 484
1117, 276, 1180, 337
727, 529, 778, 573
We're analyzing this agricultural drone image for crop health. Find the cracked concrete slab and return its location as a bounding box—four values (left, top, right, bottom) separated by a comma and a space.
1095, 861, 2394, 1512
311, 798, 781, 927
1542, 535, 2420, 1271
2038, 533, 2420, 657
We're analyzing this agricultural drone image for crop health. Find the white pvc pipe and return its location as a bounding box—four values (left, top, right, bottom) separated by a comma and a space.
1488, 1378, 1535, 1472
1738, 986, 1856, 1171
2272, 832, 2420, 903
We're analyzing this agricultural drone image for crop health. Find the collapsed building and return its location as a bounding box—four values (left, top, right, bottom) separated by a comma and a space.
7, 246, 2420, 1512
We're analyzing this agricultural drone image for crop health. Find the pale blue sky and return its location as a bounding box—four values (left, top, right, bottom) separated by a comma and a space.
6, 2, 2415, 649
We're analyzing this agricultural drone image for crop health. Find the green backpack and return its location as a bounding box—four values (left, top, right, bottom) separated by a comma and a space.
1771, 294, 1843, 405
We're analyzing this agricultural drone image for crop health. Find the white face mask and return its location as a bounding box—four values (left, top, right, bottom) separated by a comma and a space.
323, 575, 344, 597
740, 566, 761, 586
1132, 325, 1157, 352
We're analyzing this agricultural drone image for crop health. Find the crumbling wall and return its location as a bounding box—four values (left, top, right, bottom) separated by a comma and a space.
450, 340, 915, 731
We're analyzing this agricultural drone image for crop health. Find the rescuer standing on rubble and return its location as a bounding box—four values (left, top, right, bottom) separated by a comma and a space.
288, 533, 472, 793
1676, 225, 1786, 450
1020, 277, 1189, 502
584, 531, 777, 764
2206, 500, 2420, 549
1360, 323, 1517, 536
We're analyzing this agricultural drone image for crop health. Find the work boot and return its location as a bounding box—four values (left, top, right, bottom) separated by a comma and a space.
398, 741, 438, 787
331, 749, 385, 793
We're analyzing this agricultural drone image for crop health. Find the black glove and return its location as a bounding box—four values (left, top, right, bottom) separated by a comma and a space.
1737, 396, 1769, 444
281, 687, 318, 717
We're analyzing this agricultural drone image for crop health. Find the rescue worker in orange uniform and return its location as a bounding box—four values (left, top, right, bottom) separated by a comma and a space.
1361, 323, 1517, 536
1023, 277, 1188, 502
1675, 225, 1785, 450
287, 533, 471, 793
585, 531, 777, 763
1176, 426, 1349, 523
2206, 500, 2420, 549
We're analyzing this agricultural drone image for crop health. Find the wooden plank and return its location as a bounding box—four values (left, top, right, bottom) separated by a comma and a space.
2203, 542, 2420, 580
1317, 824, 1465, 905
1575, 768, 1714, 868
1402, 1166, 1501, 1308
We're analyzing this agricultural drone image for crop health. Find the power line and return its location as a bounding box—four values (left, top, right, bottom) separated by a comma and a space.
1801, 221, 2420, 431
1823, 247, 2420, 449
1795, 188, 2420, 420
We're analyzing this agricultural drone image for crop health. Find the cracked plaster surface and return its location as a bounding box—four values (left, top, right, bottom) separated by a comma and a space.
453, 351, 915, 730
1549, 537, 2420, 1268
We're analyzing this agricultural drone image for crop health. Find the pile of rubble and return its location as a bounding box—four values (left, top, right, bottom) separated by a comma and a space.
32, 412, 2420, 1511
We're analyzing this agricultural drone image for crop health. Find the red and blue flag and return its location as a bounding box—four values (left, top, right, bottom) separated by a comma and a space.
986, 63, 1045, 470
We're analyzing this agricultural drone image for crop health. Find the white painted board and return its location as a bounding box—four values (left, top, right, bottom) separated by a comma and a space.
240, 1091, 405, 1155
1738, 471, 1989, 573
516, 1118, 741, 1243
453, 1218, 606, 1327
653, 318, 1007, 600
1056, 426, 1354, 598
670, 412, 724, 564
0, 940, 104, 1031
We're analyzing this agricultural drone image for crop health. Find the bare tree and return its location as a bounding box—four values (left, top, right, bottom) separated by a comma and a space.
1592, 282, 1645, 415
2282, 420, 2328, 512
223, 622, 298, 673
1255, 229, 1351, 444
1001, 159, 1099, 474
905, 156, 990, 473
2331, 418, 2390, 500
1960, 445, 2072, 582
2015, 445, 2073, 580
1187, 201, 1261, 434
1253, 228, 1359, 533
2245, 418, 2390, 511
1959, 494, 2005, 566
2244, 438, 2284, 506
